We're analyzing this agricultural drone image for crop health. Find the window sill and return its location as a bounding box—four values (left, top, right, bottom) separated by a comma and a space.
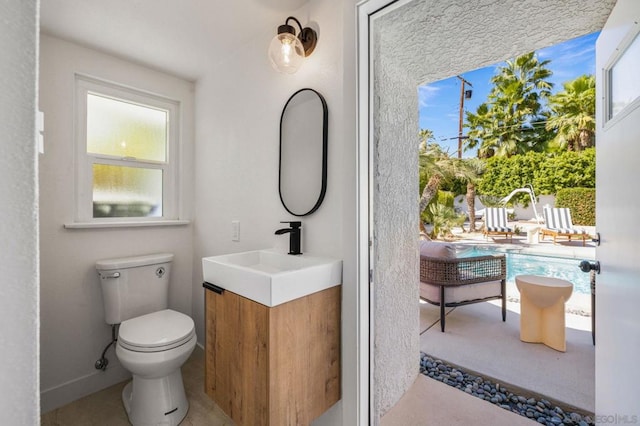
64, 220, 190, 229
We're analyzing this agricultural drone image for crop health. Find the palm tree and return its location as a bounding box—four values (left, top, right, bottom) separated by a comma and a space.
465, 52, 554, 157
419, 142, 478, 234
418, 143, 450, 214
428, 203, 466, 239
545, 75, 595, 151
463, 158, 486, 232
418, 128, 434, 149
465, 103, 492, 158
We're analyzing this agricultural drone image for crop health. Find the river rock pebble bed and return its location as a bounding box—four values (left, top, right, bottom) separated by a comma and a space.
420, 352, 594, 426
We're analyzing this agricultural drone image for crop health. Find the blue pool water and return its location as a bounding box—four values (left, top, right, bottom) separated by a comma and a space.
458, 247, 591, 295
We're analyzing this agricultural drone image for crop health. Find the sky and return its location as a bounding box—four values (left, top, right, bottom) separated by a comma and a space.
418, 31, 599, 158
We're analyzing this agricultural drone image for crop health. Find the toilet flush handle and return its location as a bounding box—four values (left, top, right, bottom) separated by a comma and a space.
100, 271, 121, 279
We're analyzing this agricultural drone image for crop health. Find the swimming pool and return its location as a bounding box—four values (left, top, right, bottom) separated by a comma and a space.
458, 247, 591, 296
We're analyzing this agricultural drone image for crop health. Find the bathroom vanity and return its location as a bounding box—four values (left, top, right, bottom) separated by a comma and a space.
202, 250, 342, 426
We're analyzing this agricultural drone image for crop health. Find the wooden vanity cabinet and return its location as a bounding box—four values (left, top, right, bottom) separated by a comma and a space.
204, 285, 341, 426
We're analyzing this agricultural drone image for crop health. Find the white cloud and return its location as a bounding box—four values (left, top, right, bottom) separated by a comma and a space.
418, 85, 440, 107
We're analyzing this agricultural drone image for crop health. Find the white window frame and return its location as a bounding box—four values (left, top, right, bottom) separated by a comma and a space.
72, 75, 181, 226
603, 25, 640, 128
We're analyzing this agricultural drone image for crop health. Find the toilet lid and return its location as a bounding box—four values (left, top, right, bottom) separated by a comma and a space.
119, 309, 195, 352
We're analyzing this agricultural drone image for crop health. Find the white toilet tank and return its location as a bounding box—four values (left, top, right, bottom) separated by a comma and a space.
96, 253, 174, 325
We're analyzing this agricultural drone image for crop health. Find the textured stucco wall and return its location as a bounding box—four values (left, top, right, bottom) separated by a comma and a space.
0, 0, 40, 423
372, 45, 421, 418
371, 0, 615, 419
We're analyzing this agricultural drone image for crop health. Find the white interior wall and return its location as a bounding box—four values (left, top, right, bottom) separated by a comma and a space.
38, 34, 195, 412
0, 0, 40, 423
191, 1, 358, 424
34, 0, 359, 422
370, 0, 615, 420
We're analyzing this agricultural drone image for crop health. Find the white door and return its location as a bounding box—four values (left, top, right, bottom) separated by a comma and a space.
595, 0, 640, 418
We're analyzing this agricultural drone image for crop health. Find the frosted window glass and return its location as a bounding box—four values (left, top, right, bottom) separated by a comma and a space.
87, 94, 167, 162
610, 33, 640, 119
92, 165, 163, 218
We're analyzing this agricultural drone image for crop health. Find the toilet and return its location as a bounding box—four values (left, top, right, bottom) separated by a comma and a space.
96, 253, 196, 426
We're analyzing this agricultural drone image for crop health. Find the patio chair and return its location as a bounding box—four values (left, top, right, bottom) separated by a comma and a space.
419, 241, 507, 332
540, 206, 587, 246
482, 207, 513, 240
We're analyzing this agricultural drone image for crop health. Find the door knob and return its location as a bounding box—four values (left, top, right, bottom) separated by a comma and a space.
579, 260, 600, 274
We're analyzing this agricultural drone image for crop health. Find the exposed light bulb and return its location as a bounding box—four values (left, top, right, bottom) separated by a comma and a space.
281, 41, 293, 64
267, 17, 318, 74
268, 32, 304, 74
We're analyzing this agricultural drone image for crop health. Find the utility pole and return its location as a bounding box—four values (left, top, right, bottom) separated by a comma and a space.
457, 75, 473, 158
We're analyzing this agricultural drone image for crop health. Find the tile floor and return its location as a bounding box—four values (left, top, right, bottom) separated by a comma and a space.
41, 347, 235, 426
43, 348, 537, 426
42, 334, 575, 426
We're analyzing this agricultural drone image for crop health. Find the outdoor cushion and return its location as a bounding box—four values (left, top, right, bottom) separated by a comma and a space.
419, 240, 456, 259
484, 207, 512, 232
485, 226, 512, 232
543, 207, 585, 234
549, 227, 583, 234
483, 207, 513, 240
420, 280, 502, 304
540, 206, 587, 245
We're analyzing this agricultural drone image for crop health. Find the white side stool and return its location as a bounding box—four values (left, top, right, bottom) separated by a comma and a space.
526, 226, 540, 244
515, 275, 573, 352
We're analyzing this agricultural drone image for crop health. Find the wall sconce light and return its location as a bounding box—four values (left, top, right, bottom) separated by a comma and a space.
268, 16, 318, 74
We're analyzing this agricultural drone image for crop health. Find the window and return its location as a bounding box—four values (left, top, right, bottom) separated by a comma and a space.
74, 76, 180, 224
607, 31, 640, 121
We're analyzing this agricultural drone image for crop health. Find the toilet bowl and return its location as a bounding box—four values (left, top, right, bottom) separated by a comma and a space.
96, 253, 197, 425
116, 309, 196, 426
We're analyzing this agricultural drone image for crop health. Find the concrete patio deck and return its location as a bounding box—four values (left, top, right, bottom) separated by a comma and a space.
381, 300, 594, 425
420, 300, 594, 412
381, 373, 538, 426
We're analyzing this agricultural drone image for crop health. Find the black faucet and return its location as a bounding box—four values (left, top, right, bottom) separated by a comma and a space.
275, 221, 302, 255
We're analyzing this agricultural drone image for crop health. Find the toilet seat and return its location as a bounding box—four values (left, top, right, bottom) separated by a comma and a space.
118, 309, 195, 353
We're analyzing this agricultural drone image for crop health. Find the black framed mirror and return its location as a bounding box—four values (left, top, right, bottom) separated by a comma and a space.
279, 88, 328, 216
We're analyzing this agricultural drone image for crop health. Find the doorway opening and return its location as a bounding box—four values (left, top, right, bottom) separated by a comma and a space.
358, 0, 616, 422
417, 32, 598, 421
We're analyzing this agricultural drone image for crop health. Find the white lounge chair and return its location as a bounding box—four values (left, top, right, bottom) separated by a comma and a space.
483, 207, 513, 240
540, 207, 587, 246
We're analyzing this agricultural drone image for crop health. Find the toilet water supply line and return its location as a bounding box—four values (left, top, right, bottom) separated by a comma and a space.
95, 324, 118, 371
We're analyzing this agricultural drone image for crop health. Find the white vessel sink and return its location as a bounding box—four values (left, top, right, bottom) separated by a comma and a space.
202, 250, 342, 307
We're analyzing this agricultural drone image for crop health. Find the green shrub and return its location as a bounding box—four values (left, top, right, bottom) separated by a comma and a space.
555, 187, 595, 226
422, 190, 454, 224
478, 152, 541, 204
478, 148, 595, 202
536, 149, 595, 193
428, 203, 466, 239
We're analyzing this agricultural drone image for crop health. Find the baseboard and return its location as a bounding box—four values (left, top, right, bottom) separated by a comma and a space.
40, 364, 131, 414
